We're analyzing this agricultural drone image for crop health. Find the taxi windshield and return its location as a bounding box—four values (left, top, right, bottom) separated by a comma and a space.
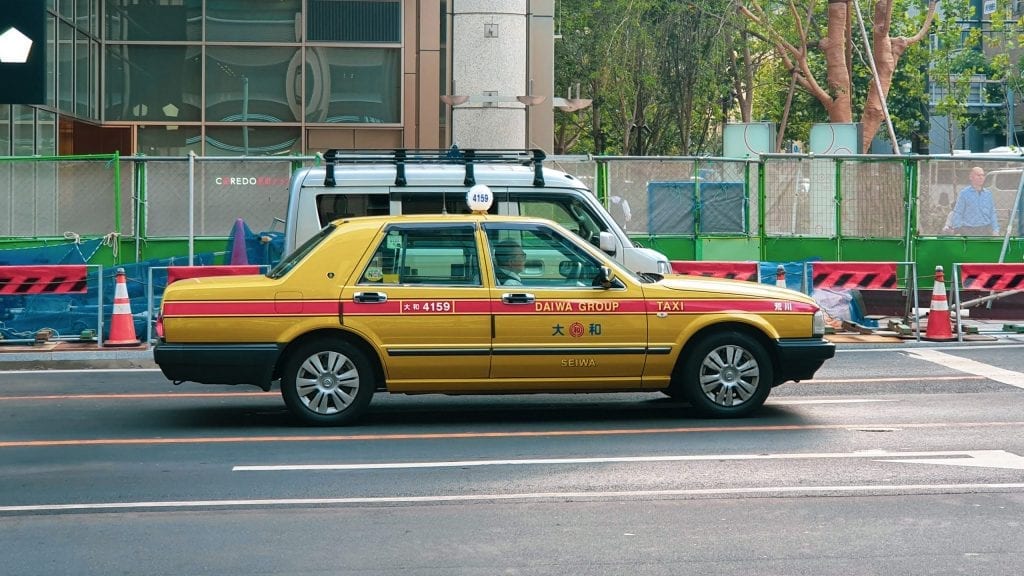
268, 224, 336, 278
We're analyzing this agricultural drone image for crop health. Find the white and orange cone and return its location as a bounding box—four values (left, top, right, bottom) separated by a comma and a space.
776, 265, 787, 288
923, 265, 955, 341
105, 268, 140, 347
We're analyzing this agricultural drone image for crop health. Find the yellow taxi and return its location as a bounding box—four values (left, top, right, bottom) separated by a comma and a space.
154, 192, 834, 425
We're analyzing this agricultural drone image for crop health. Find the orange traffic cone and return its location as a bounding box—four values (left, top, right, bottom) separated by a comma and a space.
776, 265, 787, 288
923, 265, 954, 341
105, 268, 140, 347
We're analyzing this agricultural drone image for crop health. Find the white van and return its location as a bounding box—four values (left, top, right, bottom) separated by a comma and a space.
283, 149, 672, 274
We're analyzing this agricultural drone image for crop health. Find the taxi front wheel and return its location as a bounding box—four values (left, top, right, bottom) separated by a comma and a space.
281, 338, 375, 426
679, 331, 773, 418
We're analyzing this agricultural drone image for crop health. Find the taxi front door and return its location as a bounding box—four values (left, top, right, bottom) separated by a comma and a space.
485, 223, 647, 390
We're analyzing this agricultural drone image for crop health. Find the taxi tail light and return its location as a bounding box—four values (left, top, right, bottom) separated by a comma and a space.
812, 310, 825, 337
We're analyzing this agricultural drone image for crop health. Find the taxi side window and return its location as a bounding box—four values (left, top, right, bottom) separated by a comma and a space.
485, 224, 603, 288
359, 225, 481, 286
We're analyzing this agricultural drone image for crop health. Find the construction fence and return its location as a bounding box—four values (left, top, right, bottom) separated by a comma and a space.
1, 152, 1022, 267
2, 152, 1023, 341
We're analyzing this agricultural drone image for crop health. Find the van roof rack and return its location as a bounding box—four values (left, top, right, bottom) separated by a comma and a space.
321, 148, 547, 188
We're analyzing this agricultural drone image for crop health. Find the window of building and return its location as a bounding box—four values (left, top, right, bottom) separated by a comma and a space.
59, 20, 74, 112
0, 107, 10, 156
206, 0, 302, 43
104, 0, 202, 41
138, 125, 201, 157
74, 31, 91, 118
304, 48, 400, 124
206, 46, 300, 123
307, 0, 401, 43
204, 125, 301, 156
105, 45, 201, 122
13, 106, 35, 156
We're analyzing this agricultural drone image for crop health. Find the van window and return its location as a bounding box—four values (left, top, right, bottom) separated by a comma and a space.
317, 193, 389, 226
393, 191, 498, 216
514, 196, 607, 247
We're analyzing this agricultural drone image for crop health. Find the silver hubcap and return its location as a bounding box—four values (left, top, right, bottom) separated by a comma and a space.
699, 344, 760, 407
294, 350, 360, 415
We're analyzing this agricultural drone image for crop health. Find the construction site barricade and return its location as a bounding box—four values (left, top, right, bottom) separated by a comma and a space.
146, 265, 267, 343
0, 264, 105, 346
951, 263, 1024, 341
803, 261, 920, 340
670, 261, 759, 282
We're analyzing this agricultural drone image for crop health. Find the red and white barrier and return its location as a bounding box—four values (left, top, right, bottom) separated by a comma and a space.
805, 260, 920, 340
0, 264, 105, 345
952, 263, 1024, 341
670, 261, 759, 282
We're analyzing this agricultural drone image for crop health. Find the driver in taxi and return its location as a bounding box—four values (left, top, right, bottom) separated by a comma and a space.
494, 240, 526, 286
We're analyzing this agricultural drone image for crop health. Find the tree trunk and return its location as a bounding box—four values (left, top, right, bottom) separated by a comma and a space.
820, 0, 853, 122
861, 0, 937, 150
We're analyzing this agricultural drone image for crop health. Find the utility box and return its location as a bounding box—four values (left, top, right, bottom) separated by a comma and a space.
724, 123, 776, 158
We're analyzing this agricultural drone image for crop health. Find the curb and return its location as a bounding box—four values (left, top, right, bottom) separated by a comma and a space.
0, 344, 155, 369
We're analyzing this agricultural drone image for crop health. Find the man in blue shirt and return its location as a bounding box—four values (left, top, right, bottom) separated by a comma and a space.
945, 166, 999, 236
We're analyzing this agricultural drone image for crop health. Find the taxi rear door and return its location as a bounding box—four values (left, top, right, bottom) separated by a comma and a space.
339, 223, 491, 391
483, 222, 647, 389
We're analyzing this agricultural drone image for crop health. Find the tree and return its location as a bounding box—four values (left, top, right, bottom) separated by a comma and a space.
554, 0, 744, 155
740, 0, 937, 151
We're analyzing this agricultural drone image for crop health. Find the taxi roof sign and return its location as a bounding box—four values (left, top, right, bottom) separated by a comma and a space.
467, 184, 494, 213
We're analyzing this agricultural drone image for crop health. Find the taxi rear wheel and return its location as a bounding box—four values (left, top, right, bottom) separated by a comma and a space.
679, 331, 772, 418
281, 338, 374, 426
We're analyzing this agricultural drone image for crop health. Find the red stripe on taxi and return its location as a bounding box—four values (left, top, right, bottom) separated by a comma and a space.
672, 299, 818, 314
164, 298, 817, 318
163, 300, 341, 316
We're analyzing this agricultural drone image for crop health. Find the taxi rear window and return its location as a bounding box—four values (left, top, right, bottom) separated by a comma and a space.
360, 224, 480, 286
269, 223, 336, 278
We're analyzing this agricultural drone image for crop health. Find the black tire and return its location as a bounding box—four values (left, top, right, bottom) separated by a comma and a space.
679, 331, 773, 418
280, 338, 375, 426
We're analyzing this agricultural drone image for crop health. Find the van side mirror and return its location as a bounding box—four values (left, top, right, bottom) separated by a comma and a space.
599, 231, 616, 254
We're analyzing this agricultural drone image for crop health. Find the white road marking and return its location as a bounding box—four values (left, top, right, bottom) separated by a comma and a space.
837, 343, 1024, 353
880, 451, 1024, 470
4, 483, 1024, 513
232, 449, 1023, 472
767, 399, 894, 405
904, 348, 1024, 389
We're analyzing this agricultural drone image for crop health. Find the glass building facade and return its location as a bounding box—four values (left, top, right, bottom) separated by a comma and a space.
1, 0, 449, 156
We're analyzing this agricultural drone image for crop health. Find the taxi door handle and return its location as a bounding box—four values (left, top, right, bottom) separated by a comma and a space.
501, 293, 535, 305
353, 292, 388, 303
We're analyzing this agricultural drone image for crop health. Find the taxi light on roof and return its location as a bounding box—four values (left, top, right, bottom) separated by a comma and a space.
467, 184, 493, 213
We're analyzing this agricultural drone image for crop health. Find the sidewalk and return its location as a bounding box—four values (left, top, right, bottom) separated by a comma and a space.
0, 340, 155, 369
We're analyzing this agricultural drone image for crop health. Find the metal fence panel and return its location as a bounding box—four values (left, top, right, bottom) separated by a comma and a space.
59, 161, 118, 236
918, 157, 1024, 237
840, 160, 905, 238
195, 160, 293, 236
145, 161, 191, 237
764, 156, 836, 236
547, 156, 597, 193
604, 158, 756, 236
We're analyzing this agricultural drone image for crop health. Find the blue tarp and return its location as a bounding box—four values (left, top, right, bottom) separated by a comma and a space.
0, 220, 283, 342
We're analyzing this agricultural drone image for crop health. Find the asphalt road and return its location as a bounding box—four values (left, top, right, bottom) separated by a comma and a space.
2, 341, 1024, 575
